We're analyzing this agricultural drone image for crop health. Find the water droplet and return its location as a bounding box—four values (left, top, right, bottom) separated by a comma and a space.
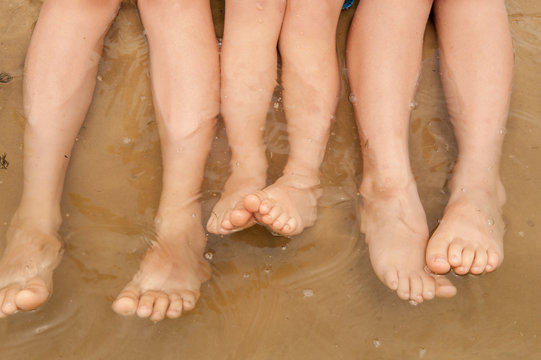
65, 213, 70, 217
303, 289, 314, 298
204, 251, 214, 260
234, 161, 240, 167
409, 101, 418, 110
75, 137, 80, 142
487, 218, 494, 226
461, 188, 466, 192
518, 231, 525, 237
281, 246, 287, 250
409, 300, 419, 306
257, 18, 263, 24
122, 137, 132, 144
263, 266, 272, 274
419, 347, 427, 358
191, 213, 197, 218
96, 75, 103, 82
348, 94, 357, 104
256, 2, 263, 10
373, 339, 382, 348
242, 273, 250, 279
273, 102, 279, 109
499, 128, 506, 135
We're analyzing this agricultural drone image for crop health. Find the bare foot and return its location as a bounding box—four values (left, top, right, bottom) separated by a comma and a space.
113, 217, 211, 321
361, 178, 456, 302
426, 180, 505, 275
0, 220, 63, 318
243, 173, 322, 236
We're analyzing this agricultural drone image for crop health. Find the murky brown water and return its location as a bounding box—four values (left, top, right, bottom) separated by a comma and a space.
1, 1, 540, 359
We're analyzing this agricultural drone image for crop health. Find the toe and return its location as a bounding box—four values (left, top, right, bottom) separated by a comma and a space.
471, 250, 488, 274
262, 205, 282, 225
244, 193, 263, 213
166, 294, 183, 319
150, 294, 169, 322
137, 291, 158, 318
2, 286, 21, 314
259, 198, 276, 215
396, 273, 410, 300
409, 276, 424, 303
229, 208, 254, 228
112, 283, 140, 316
448, 241, 464, 268
282, 218, 297, 235
422, 276, 435, 300
455, 246, 474, 275
180, 291, 198, 312
434, 276, 457, 298
272, 213, 289, 232
426, 231, 452, 274
16, 277, 50, 311
486, 249, 501, 272
383, 269, 399, 291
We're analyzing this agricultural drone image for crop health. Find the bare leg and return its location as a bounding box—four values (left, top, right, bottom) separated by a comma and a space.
0, 0, 121, 318
112, 0, 219, 321
243, 0, 342, 236
347, 0, 456, 302
426, 0, 512, 275
206, 0, 286, 235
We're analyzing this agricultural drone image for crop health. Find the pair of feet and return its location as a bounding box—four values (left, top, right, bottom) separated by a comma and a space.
361, 174, 505, 303
0, 171, 322, 321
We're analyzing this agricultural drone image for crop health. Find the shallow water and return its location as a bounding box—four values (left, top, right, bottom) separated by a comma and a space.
1, 1, 540, 359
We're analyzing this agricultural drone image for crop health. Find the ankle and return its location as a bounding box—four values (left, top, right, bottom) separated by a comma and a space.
360, 170, 415, 198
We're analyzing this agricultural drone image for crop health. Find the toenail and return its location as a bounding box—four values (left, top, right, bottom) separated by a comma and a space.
434, 256, 447, 263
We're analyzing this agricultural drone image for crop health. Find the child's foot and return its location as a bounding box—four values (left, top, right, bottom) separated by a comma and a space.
243, 173, 322, 236
206, 160, 266, 235
360, 178, 456, 302
426, 180, 505, 275
0, 219, 63, 318
113, 216, 211, 321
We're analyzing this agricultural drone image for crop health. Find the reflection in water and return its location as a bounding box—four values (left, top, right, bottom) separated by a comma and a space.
0, 0, 540, 359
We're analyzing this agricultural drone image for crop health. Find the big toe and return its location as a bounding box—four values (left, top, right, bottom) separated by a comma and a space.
244, 193, 263, 213
15, 277, 50, 311
426, 233, 452, 274
229, 208, 254, 228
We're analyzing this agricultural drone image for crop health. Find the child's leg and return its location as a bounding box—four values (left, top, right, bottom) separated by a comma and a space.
426, 0, 512, 275
0, 0, 121, 318
243, 0, 342, 236
206, 0, 286, 235
347, 0, 456, 302
112, 0, 219, 321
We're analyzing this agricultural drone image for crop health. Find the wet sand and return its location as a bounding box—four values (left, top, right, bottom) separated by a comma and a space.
0, 1, 540, 359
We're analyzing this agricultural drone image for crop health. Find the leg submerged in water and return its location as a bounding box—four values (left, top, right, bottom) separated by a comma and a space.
0, 0, 121, 317
426, 0, 512, 275
347, 0, 456, 302
112, 0, 219, 321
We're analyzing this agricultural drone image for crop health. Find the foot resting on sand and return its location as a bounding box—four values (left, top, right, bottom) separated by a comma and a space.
243, 173, 322, 237
113, 215, 211, 321
0, 219, 63, 318
360, 178, 456, 302
426, 180, 505, 275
